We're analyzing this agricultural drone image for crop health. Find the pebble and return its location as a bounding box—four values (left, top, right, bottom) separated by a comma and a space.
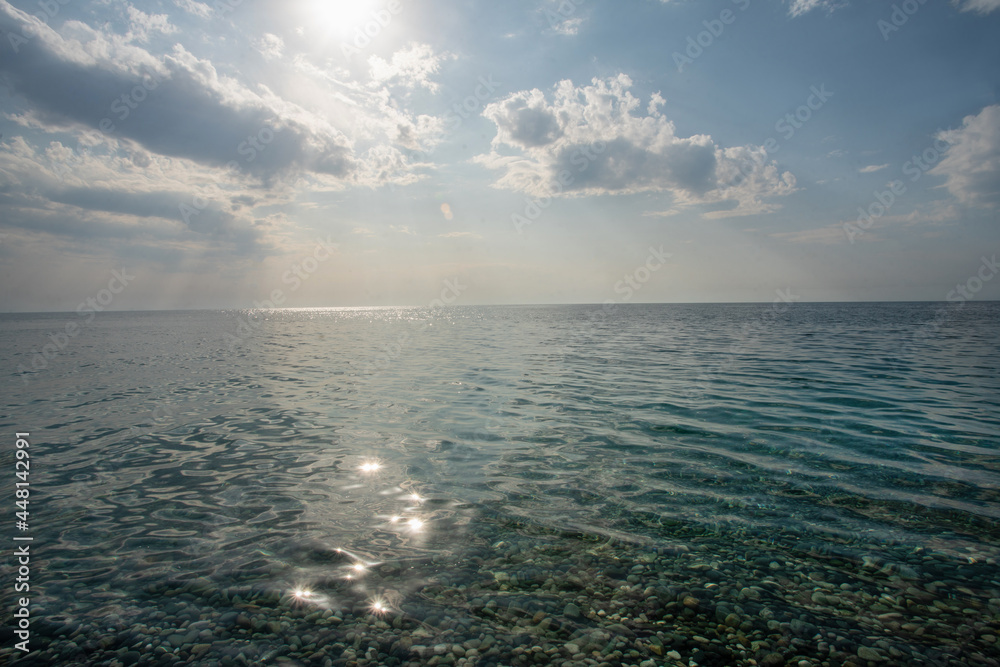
858, 646, 884, 661
12, 513, 997, 667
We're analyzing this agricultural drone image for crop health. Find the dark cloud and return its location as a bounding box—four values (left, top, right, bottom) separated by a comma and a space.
506, 106, 562, 148
0, 5, 354, 182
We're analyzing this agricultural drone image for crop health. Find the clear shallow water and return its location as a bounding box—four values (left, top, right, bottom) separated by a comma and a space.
1, 303, 999, 666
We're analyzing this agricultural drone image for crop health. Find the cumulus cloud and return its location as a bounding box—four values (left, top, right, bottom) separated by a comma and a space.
931, 104, 1000, 208
124, 5, 178, 43
860, 164, 888, 173
0, 136, 272, 257
475, 75, 796, 217
0, 2, 354, 183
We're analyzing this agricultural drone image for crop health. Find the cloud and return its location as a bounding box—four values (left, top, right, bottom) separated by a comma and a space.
0, 136, 273, 257
784, 0, 997, 17
772, 202, 960, 244
254, 33, 284, 61
542, 1, 587, 35
368, 43, 450, 93
172, 0, 214, 19
124, 5, 178, 43
931, 104, 1000, 208
786, 0, 847, 17
552, 17, 584, 35
770, 225, 846, 244
475, 74, 796, 217
439, 231, 481, 239
859, 164, 888, 173
953, 0, 1000, 14
0, 2, 356, 184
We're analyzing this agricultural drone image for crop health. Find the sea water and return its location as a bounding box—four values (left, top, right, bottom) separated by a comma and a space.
1, 303, 998, 666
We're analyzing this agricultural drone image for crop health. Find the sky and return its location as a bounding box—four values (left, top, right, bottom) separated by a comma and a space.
0, 0, 998, 310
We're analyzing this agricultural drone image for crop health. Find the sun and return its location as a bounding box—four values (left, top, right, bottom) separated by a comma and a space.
303, 0, 381, 36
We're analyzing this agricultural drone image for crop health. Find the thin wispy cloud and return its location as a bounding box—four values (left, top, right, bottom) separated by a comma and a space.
954, 0, 1000, 14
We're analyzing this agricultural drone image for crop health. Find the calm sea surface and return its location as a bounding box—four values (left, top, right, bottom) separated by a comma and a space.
1, 303, 999, 666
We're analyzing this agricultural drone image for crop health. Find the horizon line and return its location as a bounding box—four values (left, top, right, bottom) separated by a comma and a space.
2, 299, 997, 315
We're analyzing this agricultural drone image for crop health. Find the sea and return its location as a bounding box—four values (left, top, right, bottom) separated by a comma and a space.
1, 303, 998, 666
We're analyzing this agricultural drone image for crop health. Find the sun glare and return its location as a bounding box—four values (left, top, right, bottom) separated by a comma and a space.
306, 0, 381, 35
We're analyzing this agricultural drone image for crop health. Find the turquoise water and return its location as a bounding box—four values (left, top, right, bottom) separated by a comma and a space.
1, 303, 999, 666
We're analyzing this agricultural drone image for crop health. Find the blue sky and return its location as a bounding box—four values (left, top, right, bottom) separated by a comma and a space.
1, 0, 998, 310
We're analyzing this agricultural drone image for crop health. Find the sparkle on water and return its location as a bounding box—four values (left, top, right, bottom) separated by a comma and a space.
3, 304, 999, 666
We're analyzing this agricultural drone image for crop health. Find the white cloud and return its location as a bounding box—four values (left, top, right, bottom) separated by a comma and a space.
953, 0, 1000, 14
553, 17, 584, 35
786, 0, 846, 17
368, 43, 450, 93
931, 104, 1000, 208
542, 1, 587, 35
172, 0, 213, 19
125, 5, 178, 43
475, 75, 796, 217
859, 164, 888, 173
255, 33, 284, 61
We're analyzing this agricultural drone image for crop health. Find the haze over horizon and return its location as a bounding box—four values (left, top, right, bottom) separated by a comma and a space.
1, 0, 999, 311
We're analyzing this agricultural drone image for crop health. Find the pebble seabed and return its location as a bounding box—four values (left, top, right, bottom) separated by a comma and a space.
3, 515, 999, 667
